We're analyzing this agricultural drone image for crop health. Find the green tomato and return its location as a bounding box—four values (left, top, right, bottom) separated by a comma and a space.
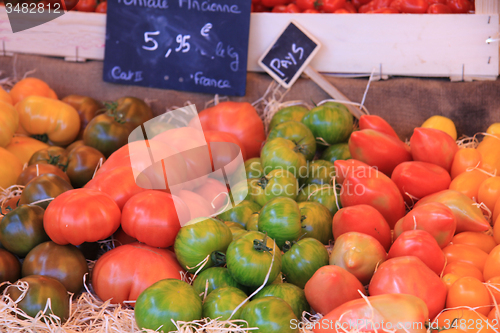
174, 218, 233, 273
268, 121, 316, 161
226, 231, 282, 288
22, 241, 89, 294
269, 105, 309, 131
259, 197, 302, 249
202, 286, 248, 320
192, 267, 247, 297
229, 179, 253, 203
135, 279, 202, 332
0, 248, 21, 283
297, 184, 341, 215
282, 238, 329, 289
298, 202, 333, 244
246, 213, 259, 231
321, 143, 351, 163
303, 160, 336, 186
19, 174, 73, 209
252, 283, 310, 319
217, 200, 261, 228
249, 169, 298, 206
241, 297, 298, 333
225, 221, 244, 229
302, 102, 353, 146
83, 113, 134, 158
261, 137, 307, 180
0, 205, 49, 257
8, 275, 70, 322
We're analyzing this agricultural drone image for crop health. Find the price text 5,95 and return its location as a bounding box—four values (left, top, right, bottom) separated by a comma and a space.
142, 31, 191, 58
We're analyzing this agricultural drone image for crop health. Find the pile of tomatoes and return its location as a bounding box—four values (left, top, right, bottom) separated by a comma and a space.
0, 76, 500, 332
252, 0, 474, 13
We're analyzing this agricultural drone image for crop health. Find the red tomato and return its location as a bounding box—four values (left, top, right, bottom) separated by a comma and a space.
261, 0, 288, 6
446, 0, 472, 12
284, 3, 301, 11
178, 190, 215, 220
410, 128, 459, 172
195, 102, 265, 159
342, 1, 357, 11
390, 0, 429, 12
203, 130, 247, 172
43, 189, 121, 245
121, 190, 190, 248
416, 190, 491, 234
483, 245, 500, 281
452, 231, 497, 254
348, 129, 412, 176
271, 4, 287, 11
334, 159, 370, 185
332, 204, 392, 251
252, 3, 272, 11
446, 276, 492, 316
304, 265, 365, 315
351, 0, 372, 8
95, 1, 107, 12
303, 8, 321, 12
443, 261, 485, 282
194, 178, 229, 213
427, 3, 451, 12
75, 0, 97, 11
296, 0, 318, 10
369, 256, 447, 319
392, 161, 451, 206
443, 244, 489, 272
367, 7, 401, 12
358, 115, 399, 139
388, 230, 445, 275
62, 0, 79, 10
451, 148, 482, 180
359, 0, 392, 12
112, 226, 137, 247
92, 242, 184, 304
321, 0, 347, 12
84, 166, 149, 210
394, 202, 456, 248
340, 166, 406, 228
334, 8, 350, 12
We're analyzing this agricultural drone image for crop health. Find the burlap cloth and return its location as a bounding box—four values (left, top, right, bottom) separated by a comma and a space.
1, 54, 499, 140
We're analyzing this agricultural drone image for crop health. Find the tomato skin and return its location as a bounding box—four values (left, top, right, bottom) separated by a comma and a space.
43, 188, 121, 245
241, 297, 298, 332
75, 0, 97, 11
268, 121, 317, 161
483, 245, 500, 281
7, 275, 69, 322
5, 136, 49, 165
18, 164, 70, 186
29, 146, 68, 171
477, 137, 500, 175
0, 101, 18, 148
446, 276, 492, 316
321, 0, 347, 12
95, 1, 107, 12
392, 161, 451, 205
0, 248, 21, 283
388, 230, 445, 275
83, 113, 134, 158
298, 184, 340, 216
253, 283, 310, 319
196, 102, 265, 159
250, 169, 298, 206
369, 256, 447, 319
390, 0, 429, 12
359, 0, 392, 12
135, 279, 202, 332
203, 129, 247, 168
22, 241, 89, 294
315, 294, 429, 333
9, 77, 57, 105
450, 169, 491, 201
226, 231, 282, 287
452, 231, 497, 254
334, 158, 370, 184
358, 115, 399, 139
451, 148, 482, 179
0, 205, 49, 257
321, 143, 351, 164
305, 265, 365, 315
66, 145, 106, 188
416, 190, 491, 233
446, 0, 472, 12
396, 202, 456, 248
17, 96, 80, 146
121, 190, 190, 248
269, 106, 309, 131
302, 102, 353, 146
192, 267, 246, 296
0, 147, 23, 189
410, 127, 459, 172
217, 200, 261, 228
174, 218, 233, 273
298, 201, 333, 244
61, 95, 102, 140
92, 243, 184, 304
259, 197, 302, 249
367, 7, 401, 12
478, 177, 500, 215
303, 160, 336, 186
443, 261, 485, 281
443, 244, 488, 272
282, 238, 329, 289
203, 286, 247, 320
486, 276, 500, 304
332, 204, 392, 251
431, 309, 495, 333
261, 137, 307, 179
427, 3, 451, 12
329, 232, 387, 285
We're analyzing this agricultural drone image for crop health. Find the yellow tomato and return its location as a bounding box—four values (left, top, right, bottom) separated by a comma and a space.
5, 136, 49, 165
0, 101, 19, 147
0, 87, 13, 105
0, 147, 23, 190
486, 123, 500, 137
16, 96, 80, 146
9, 77, 57, 105
421, 115, 457, 141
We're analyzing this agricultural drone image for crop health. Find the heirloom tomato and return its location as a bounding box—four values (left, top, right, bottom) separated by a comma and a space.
449, 169, 490, 201
253, 283, 310, 319
43, 188, 120, 245
178, 190, 214, 221
358, 114, 399, 138
268, 121, 317, 161
297, 184, 340, 216
390, 0, 429, 13
5, 136, 49, 165
194, 178, 229, 213
298, 201, 333, 244
249, 169, 298, 206
258, 197, 302, 249
66, 145, 106, 188
333, 158, 370, 184
83, 113, 134, 158
261, 137, 307, 180
443, 243, 489, 272
22, 241, 89, 294
202, 286, 247, 320
302, 102, 353, 146
0, 147, 23, 189
451, 148, 482, 179
17, 164, 70, 186
410, 127, 459, 172
478, 176, 500, 214
217, 200, 261, 228
29, 146, 68, 171
269, 105, 309, 131
446, 276, 492, 316
0, 248, 21, 283
92, 243, 184, 304
241, 297, 298, 333
192, 267, 246, 296
0, 100, 18, 148
321, 143, 351, 163
19, 174, 73, 209
303, 160, 336, 186
483, 245, 500, 281
421, 115, 457, 140
9, 77, 57, 105
61, 95, 102, 139
135, 279, 201, 332
442, 262, 484, 281
203, 130, 247, 173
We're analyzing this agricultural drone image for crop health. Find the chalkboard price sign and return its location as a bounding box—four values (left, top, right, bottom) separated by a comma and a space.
103, 0, 251, 96
258, 21, 321, 89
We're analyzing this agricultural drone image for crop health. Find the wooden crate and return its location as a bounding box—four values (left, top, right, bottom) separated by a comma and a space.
0, 3, 498, 80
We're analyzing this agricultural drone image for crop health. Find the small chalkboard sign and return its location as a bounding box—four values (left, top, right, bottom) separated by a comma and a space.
258, 21, 321, 89
103, 0, 251, 96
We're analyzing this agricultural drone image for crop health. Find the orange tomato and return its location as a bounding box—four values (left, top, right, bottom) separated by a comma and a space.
478, 177, 500, 217
487, 307, 499, 321
443, 261, 485, 282
449, 170, 491, 202
484, 245, 500, 281
451, 148, 482, 180
452, 232, 497, 254
447, 276, 492, 316
0, 100, 19, 148
485, 276, 500, 304
9, 78, 57, 105
0, 147, 23, 189
443, 273, 461, 291
494, 216, 500, 244
444, 244, 489, 272
432, 309, 496, 333
493, 198, 500, 225
0, 87, 13, 105
477, 136, 500, 176
5, 136, 49, 165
